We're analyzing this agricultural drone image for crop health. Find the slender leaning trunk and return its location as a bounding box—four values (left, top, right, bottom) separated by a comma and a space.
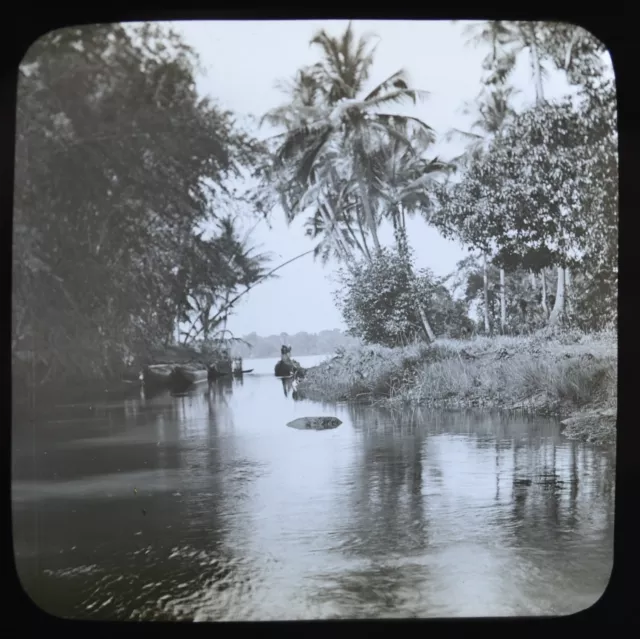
565, 266, 574, 316
549, 266, 566, 326
483, 253, 492, 335
541, 269, 549, 318
394, 208, 436, 343
499, 267, 507, 334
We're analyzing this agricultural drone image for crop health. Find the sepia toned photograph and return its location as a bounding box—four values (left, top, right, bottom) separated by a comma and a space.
12, 19, 617, 621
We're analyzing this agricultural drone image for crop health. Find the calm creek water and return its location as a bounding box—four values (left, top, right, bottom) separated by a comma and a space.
12, 354, 615, 620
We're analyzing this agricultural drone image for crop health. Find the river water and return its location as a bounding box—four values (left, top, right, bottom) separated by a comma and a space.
12, 354, 615, 620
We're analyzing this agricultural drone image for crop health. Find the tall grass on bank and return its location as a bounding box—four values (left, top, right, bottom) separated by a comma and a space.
297, 328, 617, 418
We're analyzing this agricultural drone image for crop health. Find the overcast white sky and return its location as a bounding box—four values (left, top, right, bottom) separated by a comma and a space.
167, 20, 609, 337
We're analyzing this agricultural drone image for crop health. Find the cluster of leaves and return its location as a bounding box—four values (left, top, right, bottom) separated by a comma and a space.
335, 249, 473, 347
13, 23, 270, 389
434, 75, 617, 332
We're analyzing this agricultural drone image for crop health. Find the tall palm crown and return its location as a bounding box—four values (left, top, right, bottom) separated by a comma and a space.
446, 85, 519, 168
262, 22, 437, 254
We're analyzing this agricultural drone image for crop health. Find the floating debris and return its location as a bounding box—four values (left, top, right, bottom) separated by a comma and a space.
286, 416, 342, 431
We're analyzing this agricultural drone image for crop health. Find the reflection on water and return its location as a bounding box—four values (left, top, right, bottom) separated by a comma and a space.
12, 355, 614, 620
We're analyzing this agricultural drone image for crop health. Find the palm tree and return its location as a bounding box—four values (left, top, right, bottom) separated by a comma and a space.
462, 20, 548, 102
364, 141, 454, 342
263, 22, 435, 256
370, 140, 454, 250
263, 23, 448, 343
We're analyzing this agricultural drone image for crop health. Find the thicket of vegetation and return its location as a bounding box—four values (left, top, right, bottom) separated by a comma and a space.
260, 21, 617, 345
13, 24, 273, 392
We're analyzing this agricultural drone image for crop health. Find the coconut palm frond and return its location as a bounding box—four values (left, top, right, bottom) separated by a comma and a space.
362, 68, 430, 107
295, 126, 334, 184
444, 127, 485, 145
274, 122, 332, 166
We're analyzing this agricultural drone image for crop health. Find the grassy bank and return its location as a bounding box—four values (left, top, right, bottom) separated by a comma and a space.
296, 328, 617, 446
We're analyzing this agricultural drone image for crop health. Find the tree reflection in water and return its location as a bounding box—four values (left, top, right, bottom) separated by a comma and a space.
308, 407, 614, 618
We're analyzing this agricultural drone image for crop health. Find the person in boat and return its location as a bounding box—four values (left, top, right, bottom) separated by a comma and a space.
274, 344, 297, 378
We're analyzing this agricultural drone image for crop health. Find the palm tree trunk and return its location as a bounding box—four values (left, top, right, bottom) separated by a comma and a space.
541, 269, 549, 318
343, 214, 367, 259
526, 23, 545, 104
312, 170, 354, 265
499, 267, 507, 334
564, 27, 580, 71
549, 266, 566, 326
317, 202, 352, 266
190, 249, 317, 343
354, 203, 373, 261
529, 270, 536, 289
357, 175, 381, 252
483, 253, 492, 335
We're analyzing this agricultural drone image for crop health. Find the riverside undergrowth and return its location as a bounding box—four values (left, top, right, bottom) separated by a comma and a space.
296, 327, 617, 445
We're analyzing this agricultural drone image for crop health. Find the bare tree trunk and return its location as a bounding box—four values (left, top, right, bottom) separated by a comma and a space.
565, 266, 574, 316
483, 253, 492, 335
549, 266, 566, 326
499, 268, 507, 334
417, 305, 436, 343
541, 269, 549, 318
529, 271, 536, 289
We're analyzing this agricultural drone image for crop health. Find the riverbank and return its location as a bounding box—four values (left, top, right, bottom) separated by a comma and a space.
12, 343, 230, 412
296, 328, 617, 446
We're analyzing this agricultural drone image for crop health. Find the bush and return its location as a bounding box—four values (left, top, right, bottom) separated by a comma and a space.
335, 248, 473, 347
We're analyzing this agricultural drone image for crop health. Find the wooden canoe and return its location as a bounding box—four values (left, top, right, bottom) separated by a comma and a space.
170, 365, 208, 387
142, 364, 173, 388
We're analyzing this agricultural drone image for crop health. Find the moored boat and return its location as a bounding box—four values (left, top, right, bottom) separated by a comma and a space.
141, 364, 173, 388
170, 365, 208, 388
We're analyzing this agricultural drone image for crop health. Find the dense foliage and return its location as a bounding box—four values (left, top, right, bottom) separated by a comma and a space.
13, 23, 269, 390
335, 248, 473, 346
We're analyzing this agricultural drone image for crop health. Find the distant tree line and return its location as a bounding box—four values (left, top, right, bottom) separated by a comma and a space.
231, 329, 360, 358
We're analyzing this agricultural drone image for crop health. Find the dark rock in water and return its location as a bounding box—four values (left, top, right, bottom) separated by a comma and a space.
286, 416, 342, 431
